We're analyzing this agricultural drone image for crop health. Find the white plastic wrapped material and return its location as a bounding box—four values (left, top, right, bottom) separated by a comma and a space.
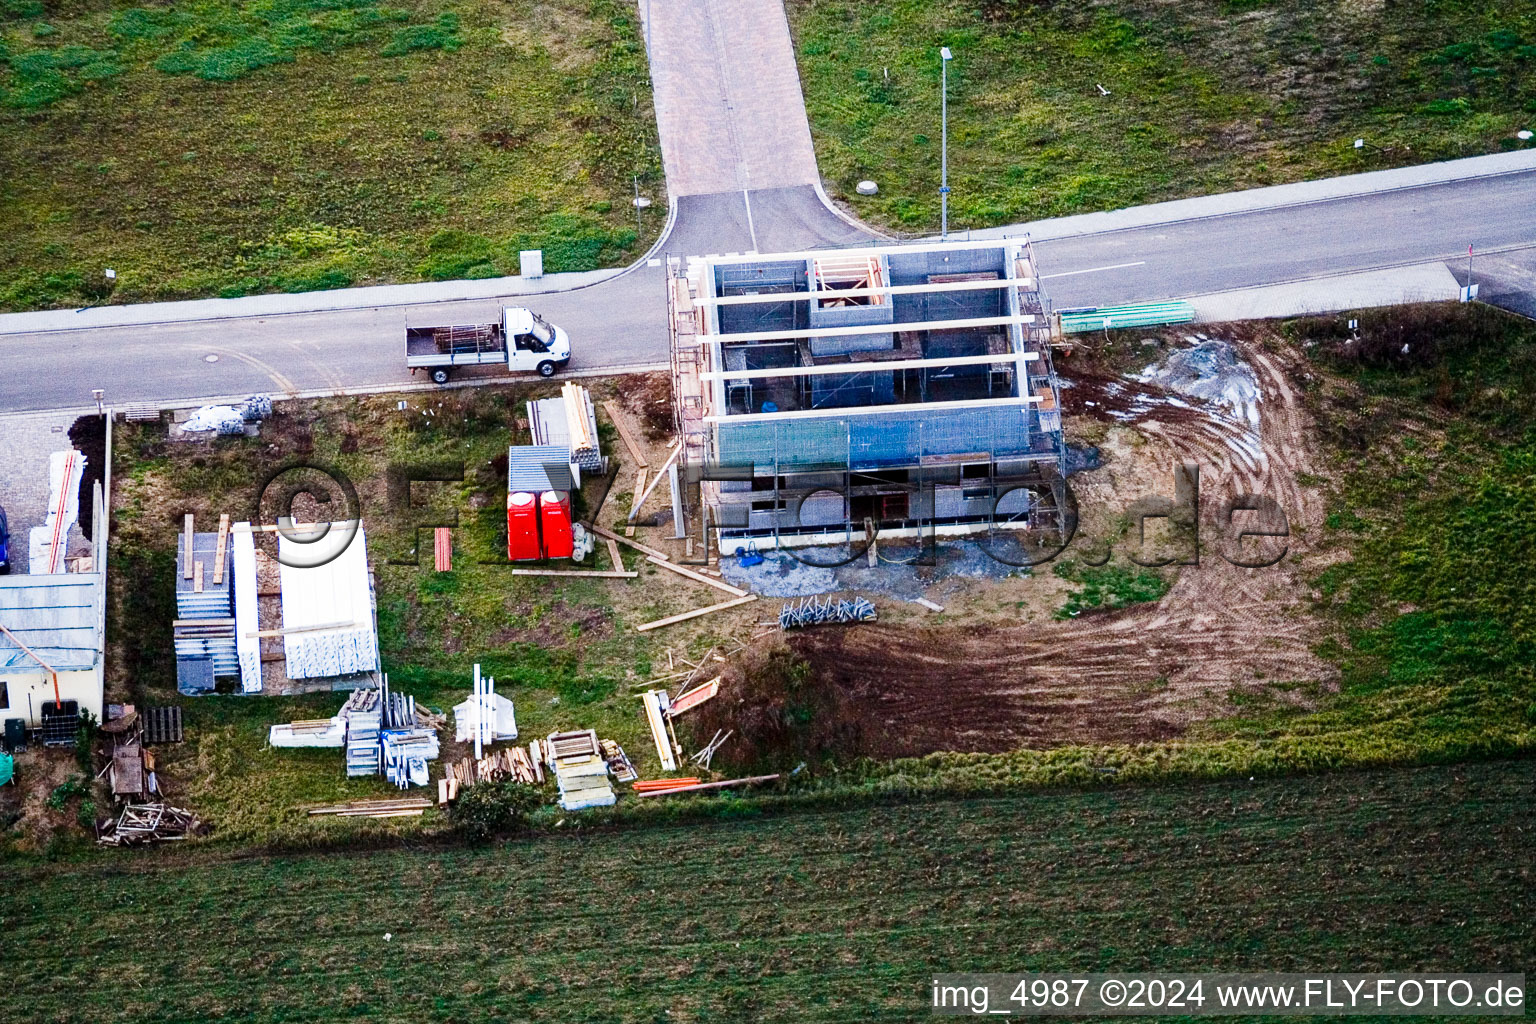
183, 405, 246, 433
277, 523, 379, 679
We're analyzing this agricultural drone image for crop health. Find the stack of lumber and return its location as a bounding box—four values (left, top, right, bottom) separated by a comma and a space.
547, 729, 615, 811
600, 739, 638, 782
640, 690, 679, 771
306, 797, 432, 819
438, 737, 550, 805
98, 803, 201, 845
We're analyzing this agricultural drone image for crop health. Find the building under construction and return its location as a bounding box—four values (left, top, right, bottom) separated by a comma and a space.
668, 238, 1068, 551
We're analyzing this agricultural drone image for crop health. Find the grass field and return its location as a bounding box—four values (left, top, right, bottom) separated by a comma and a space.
2, 758, 1531, 1022
86, 379, 759, 849
0, 0, 662, 312
789, 0, 1536, 232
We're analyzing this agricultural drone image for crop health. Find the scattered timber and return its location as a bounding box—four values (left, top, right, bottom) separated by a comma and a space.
646, 556, 748, 597
636, 595, 757, 632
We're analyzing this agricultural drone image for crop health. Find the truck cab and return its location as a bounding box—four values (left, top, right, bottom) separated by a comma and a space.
504, 307, 571, 377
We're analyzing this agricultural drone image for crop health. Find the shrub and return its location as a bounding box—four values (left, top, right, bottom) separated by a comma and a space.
450, 781, 544, 843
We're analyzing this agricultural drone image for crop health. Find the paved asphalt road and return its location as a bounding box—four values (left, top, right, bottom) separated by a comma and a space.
2, 169, 1533, 415
1032, 169, 1536, 309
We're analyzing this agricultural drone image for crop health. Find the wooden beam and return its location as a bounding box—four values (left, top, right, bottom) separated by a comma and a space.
243, 619, 357, 639
193, 561, 204, 594
646, 556, 747, 597
604, 535, 625, 573
601, 400, 649, 468
182, 514, 194, 579
213, 514, 230, 584
0, 620, 59, 674
636, 594, 757, 632
708, 313, 1038, 345
700, 351, 1037, 383
510, 569, 639, 579
630, 445, 681, 519
588, 522, 671, 562
626, 467, 649, 526
433, 527, 452, 572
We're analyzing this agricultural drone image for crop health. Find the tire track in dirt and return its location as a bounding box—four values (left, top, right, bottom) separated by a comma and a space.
788, 338, 1338, 757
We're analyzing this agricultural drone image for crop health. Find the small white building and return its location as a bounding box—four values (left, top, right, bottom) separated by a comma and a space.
0, 571, 106, 729
0, 478, 107, 731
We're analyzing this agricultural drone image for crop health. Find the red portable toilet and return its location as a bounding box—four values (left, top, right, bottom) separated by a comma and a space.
539, 490, 574, 559
507, 491, 541, 561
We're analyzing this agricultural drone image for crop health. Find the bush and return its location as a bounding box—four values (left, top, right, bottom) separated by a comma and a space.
449, 781, 544, 843
46, 775, 86, 810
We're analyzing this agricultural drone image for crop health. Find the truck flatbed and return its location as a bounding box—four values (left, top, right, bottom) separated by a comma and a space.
406, 324, 507, 367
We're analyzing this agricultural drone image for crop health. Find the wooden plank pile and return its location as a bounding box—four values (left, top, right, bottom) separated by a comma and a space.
447, 744, 540, 787
306, 797, 432, 820
98, 803, 201, 845
600, 739, 638, 782
547, 729, 615, 810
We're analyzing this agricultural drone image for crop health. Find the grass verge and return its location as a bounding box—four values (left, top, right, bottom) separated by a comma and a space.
789, 0, 1536, 232
0, 0, 662, 311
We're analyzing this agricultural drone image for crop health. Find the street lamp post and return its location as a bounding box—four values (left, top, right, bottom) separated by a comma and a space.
940, 46, 952, 240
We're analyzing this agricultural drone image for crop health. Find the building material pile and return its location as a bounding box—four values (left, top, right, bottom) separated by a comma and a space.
528, 383, 606, 475
382, 729, 439, 788
343, 689, 382, 777
779, 595, 876, 630
452, 666, 517, 752
269, 716, 347, 747
441, 744, 540, 793
276, 522, 379, 679
97, 803, 201, 845
29, 449, 86, 574
306, 797, 432, 819
600, 739, 638, 782
640, 689, 679, 771
269, 682, 441, 786
546, 729, 615, 810
632, 777, 700, 794
174, 516, 237, 692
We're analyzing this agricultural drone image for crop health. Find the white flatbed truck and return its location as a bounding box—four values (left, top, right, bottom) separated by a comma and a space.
406, 306, 571, 384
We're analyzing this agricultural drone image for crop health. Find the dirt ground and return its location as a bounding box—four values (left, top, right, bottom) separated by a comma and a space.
779, 331, 1339, 756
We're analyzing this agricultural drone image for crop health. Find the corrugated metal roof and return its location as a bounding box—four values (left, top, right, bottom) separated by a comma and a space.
0, 572, 103, 672
507, 445, 574, 493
